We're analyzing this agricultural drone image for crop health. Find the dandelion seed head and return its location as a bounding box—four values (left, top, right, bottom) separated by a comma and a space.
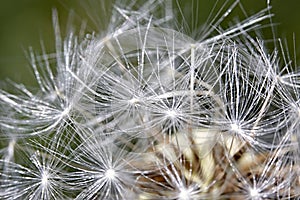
1, 0, 300, 199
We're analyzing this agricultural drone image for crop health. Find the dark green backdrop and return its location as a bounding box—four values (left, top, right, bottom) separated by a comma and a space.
0, 0, 299, 86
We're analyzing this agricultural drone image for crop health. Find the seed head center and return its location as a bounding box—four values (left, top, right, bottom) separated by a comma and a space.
105, 168, 116, 180
179, 188, 190, 200
231, 123, 242, 133
41, 171, 49, 187
166, 109, 177, 118
250, 188, 260, 199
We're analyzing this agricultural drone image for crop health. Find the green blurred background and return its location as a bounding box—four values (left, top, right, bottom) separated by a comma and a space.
0, 0, 299, 87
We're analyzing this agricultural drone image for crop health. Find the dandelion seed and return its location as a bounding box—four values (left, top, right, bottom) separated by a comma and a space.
0, 149, 69, 199
67, 136, 140, 199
